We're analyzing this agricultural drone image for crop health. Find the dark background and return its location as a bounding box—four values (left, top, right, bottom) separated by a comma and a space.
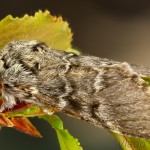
1, 0, 150, 150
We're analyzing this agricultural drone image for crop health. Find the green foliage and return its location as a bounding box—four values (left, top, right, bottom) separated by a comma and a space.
142, 77, 150, 86
40, 115, 83, 150
6, 105, 42, 117
0, 10, 72, 51
113, 132, 150, 150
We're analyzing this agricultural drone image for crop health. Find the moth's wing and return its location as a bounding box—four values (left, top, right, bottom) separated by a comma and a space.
36, 53, 150, 139
94, 66, 150, 139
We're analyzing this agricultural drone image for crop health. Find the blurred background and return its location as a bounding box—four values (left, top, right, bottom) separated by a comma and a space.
1, 0, 150, 150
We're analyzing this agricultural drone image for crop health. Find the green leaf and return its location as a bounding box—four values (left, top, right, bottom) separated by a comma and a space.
142, 77, 150, 86
0, 10, 72, 51
113, 132, 150, 150
6, 105, 43, 118
40, 115, 83, 150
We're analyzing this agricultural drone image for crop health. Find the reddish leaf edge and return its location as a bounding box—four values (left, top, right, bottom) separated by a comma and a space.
0, 100, 46, 138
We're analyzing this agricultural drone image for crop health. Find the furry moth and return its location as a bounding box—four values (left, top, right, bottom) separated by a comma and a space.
0, 40, 150, 139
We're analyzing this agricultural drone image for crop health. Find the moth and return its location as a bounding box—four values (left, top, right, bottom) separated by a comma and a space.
0, 40, 150, 139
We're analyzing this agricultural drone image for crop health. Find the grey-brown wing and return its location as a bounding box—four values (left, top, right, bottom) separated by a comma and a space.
37, 53, 150, 139
94, 71, 150, 139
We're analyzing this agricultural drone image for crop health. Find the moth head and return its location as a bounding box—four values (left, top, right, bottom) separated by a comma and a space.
0, 40, 50, 73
